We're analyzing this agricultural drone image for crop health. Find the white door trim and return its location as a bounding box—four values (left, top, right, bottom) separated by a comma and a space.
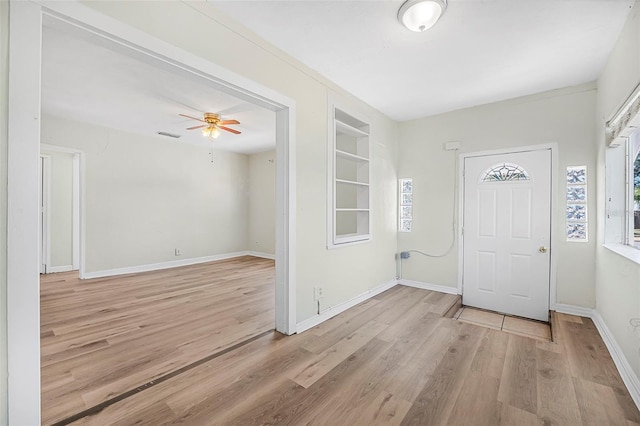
8, 2, 297, 424
457, 143, 558, 310
40, 144, 84, 276
39, 155, 51, 274
72, 153, 80, 271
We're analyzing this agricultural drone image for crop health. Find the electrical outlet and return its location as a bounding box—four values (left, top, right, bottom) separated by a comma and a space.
314, 286, 324, 300
174, 248, 181, 256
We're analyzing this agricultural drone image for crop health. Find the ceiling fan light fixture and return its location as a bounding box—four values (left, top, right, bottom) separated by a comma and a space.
398, 0, 447, 32
180, 112, 240, 140
201, 126, 221, 140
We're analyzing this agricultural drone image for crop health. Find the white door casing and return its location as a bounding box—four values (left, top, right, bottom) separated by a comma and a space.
39, 155, 51, 274
462, 149, 552, 321
8, 2, 297, 424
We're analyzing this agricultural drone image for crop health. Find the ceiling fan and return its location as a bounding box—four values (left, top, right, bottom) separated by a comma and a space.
179, 112, 241, 140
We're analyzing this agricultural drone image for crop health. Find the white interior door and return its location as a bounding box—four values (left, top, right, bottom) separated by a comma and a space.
462, 149, 551, 321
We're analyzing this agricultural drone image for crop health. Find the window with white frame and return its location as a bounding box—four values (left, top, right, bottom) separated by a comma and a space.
399, 178, 412, 232
604, 83, 640, 252
628, 130, 640, 248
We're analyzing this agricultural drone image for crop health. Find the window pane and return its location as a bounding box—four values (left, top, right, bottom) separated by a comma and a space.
567, 167, 586, 184
481, 163, 530, 182
634, 151, 639, 247
567, 186, 586, 202
566, 204, 587, 221
401, 206, 412, 219
400, 220, 412, 232
401, 179, 412, 193
567, 223, 587, 240
401, 193, 412, 205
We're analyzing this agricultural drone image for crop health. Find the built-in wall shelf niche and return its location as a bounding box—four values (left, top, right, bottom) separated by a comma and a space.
328, 107, 371, 247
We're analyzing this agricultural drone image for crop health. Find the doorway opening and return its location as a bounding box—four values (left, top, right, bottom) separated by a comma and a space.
7, 3, 296, 424
39, 145, 82, 276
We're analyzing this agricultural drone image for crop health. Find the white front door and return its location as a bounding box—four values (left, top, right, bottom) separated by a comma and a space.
462, 149, 551, 321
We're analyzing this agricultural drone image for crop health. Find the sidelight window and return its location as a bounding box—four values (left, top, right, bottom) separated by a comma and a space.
566, 166, 588, 241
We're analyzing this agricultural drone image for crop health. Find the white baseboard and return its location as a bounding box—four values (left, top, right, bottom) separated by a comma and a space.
246, 251, 276, 260
82, 251, 249, 279
47, 265, 74, 273
552, 303, 594, 318
591, 310, 640, 409
296, 279, 398, 333
398, 279, 460, 295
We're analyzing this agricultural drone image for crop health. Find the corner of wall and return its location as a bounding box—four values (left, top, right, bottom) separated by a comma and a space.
593, 0, 640, 397
0, 0, 9, 422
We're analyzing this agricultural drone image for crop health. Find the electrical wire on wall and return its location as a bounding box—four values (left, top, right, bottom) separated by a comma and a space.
398, 146, 459, 279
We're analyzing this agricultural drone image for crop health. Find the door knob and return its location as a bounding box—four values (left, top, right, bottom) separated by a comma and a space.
539, 246, 548, 253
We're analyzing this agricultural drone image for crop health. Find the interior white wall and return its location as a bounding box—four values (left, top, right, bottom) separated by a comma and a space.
0, 0, 8, 421
2, 0, 638, 420
80, 1, 399, 322
42, 150, 74, 269
41, 115, 251, 274
248, 150, 276, 256
398, 83, 597, 308
595, 1, 640, 380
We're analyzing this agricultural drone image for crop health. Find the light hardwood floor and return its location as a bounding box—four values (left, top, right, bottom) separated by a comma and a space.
41, 256, 275, 426
57, 284, 640, 425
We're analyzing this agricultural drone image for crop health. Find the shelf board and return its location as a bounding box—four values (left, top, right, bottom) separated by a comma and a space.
336, 149, 369, 162
334, 232, 371, 245
336, 178, 369, 187
336, 208, 370, 212
335, 119, 369, 138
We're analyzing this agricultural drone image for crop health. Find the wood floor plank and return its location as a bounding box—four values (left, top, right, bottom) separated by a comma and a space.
573, 377, 630, 426
446, 372, 500, 426
294, 345, 400, 425
400, 323, 486, 425
382, 320, 460, 403
355, 391, 413, 426
40, 256, 275, 425
306, 319, 445, 425
288, 320, 387, 388
301, 287, 422, 354
561, 316, 629, 391
536, 347, 582, 425
223, 338, 393, 426
425, 292, 462, 317
40, 281, 640, 425
497, 402, 540, 426
470, 327, 509, 379
309, 297, 381, 337
497, 334, 538, 415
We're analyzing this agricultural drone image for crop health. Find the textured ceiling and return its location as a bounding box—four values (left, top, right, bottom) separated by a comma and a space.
210, 0, 634, 121
41, 17, 276, 155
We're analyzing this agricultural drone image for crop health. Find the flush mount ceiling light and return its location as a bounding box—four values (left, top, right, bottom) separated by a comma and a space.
398, 0, 447, 32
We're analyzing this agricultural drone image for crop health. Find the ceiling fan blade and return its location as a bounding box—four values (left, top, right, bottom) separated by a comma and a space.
179, 113, 206, 123
219, 125, 241, 135
219, 119, 240, 125
186, 125, 207, 130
